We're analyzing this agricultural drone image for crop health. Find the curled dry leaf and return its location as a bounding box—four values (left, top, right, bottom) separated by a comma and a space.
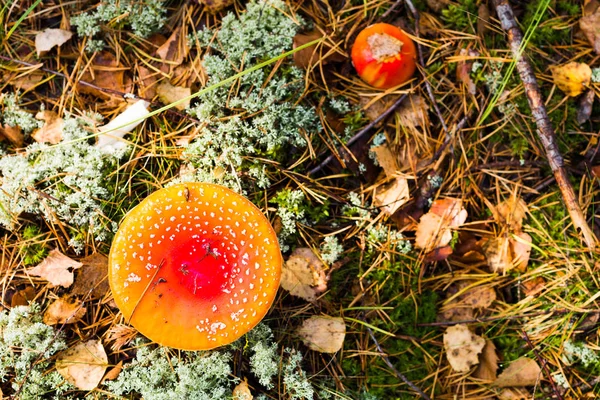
56, 340, 108, 390
580, 4, 600, 54
493, 357, 541, 387
577, 89, 595, 125
415, 198, 468, 252
281, 247, 327, 302
521, 276, 546, 297
456, 49, 478, 95
297, 316, 346, 353
370, 143, 399, 178
373, 177, 410, 216
28, 249, 82, 288
35, 28, 73, 56
156, 81, 191, 110
71, 253, 110, 299
511, 232, 532, 272
550, 62, 592, 97
96, 100, 150, 153
10, 286, 36, 307
43, 296, 86, 325
232, 379, 253, 400
102, 360, 123, 383
474, 340, 499, 381
156, 26, 190, 67
32, 110, 64, 144
484, 233, 532, 273
443, 324, 486, 372
293, 30, 345, 69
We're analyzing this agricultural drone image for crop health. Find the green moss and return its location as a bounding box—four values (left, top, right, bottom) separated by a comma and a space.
20, 225, 48, 266
521, 0, 572, 47
441, 0, 477, 33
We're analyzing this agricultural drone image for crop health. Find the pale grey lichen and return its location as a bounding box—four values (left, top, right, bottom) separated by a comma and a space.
271, 189, 307, 251
248, 324, 279, 389
71, 0, 166, 39
320, 235, 343, 264
0, 113, 125, 248
182, 0, 321, 190
1, 94, 41, 134
0, 305, 69, 400
367, 225, 412, 254
283, 348, 315, 400
563, 340, 600, 368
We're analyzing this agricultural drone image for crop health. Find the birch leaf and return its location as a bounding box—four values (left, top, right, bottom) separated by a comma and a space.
443, 324, 485, 372
551, 62, 592, 97
35, 28, 73, 56
56, 340, 108, 390
297, 316, 346, 353
29, 249, 82, 288
281, 248, 327, 302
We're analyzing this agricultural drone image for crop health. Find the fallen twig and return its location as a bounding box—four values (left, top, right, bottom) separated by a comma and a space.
492, 0, 598, 249
522, 330, 563, 400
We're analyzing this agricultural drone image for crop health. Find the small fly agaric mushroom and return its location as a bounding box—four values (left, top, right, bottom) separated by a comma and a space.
351, 23, 417, 89
108, 183, 282, 350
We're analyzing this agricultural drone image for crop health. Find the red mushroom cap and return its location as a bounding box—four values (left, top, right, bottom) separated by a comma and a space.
108, 183, 282, 350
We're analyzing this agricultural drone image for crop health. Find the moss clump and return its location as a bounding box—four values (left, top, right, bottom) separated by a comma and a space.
20, 225, 48, 266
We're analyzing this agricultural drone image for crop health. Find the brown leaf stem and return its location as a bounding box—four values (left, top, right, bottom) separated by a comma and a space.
492, 0, 598, 249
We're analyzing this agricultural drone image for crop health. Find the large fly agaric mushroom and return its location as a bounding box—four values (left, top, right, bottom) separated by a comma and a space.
108, 183, 282, 350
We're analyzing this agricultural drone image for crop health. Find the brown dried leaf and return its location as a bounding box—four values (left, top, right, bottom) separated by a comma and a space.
494, 357, 541, 387
577, 89, 595, 125
457, 49, 477, 95
460, 284, 497, 309
474, 340, 499, 381
415, 198, 467, 252
293, 30, 344, 69
580, 6, 600, 54
56, 340, 108, 390
233, 379, 253, 400
71, 253, 110, 299
0, 123, 23, 146
102, 361, 123, 383
370, 143, 399, 178
484, 236, 512, 273
493, 198, 528, 232
78, 51, 129, 99
10, 286, 36, 307
521, 277, 546, 297
281, 247, 327, 302
498, 388, 530, 400
137, 65, 159, 99
10, 71, 45, 91
29, 249, 82, 288
396, 94, 429, 129
297, 316, 346, 353
35, 28, 72, 56
43, 296, 86, 325
373, 177, 410, 216
438, 306, 474, 323
360, 94, 396, 125
32, 110, 64, 144
511, 232, 532, 272
156, 81, 191, 110
443, 324, 486, 372
477, 4, 491, 36
551, 62, 592, 97
156, 26, 189, 67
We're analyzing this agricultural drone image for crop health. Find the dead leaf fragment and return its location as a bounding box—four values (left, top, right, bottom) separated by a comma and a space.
551, 62, 592, 97
35, 28, 73, 56
297, 316, 346, 353
281, 247, 327, 302
0, 124, 24, 146
460, 285, 497, 309
293, 30, 345, 69
580, 6, 600, 54
396, 94, 430, 129
32, 110, 64, 144
71, 253, 110, 299
373, 177, 410, 216
499, 388, 531, 400
415, 198, 467, 252
156, 81, 191, 110
370, 143, 399, 178
443, 324, 486, 372
577, 89, 595, 125
156, 26, 189, 67
494, 357, 541, 387
484, 233, 532, 273
521, 277, 546, 297
43, 296, 86, 325
474, 340, 499, 381
511, 232, 532, 272
56, 340, 108, 390
78, 51, 130, 99
457, 49, 478, 95
29, 249, 82, 288
10, 286, 36, 307
233, 379, 253, 400
102, 361, 123, 383
493, 198, 528, 232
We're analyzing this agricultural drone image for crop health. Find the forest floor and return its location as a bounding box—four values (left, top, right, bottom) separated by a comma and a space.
1, 0, 600, 399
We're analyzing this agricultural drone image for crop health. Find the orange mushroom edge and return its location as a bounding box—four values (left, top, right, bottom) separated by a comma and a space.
108, 183, 283, 351
350, 23, 417, 89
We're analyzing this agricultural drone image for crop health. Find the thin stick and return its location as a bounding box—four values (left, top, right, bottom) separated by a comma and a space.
522, 330, 563, 400
366, 326, 432, 399
307, 94, 407, 176
492, 0, 598, 249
